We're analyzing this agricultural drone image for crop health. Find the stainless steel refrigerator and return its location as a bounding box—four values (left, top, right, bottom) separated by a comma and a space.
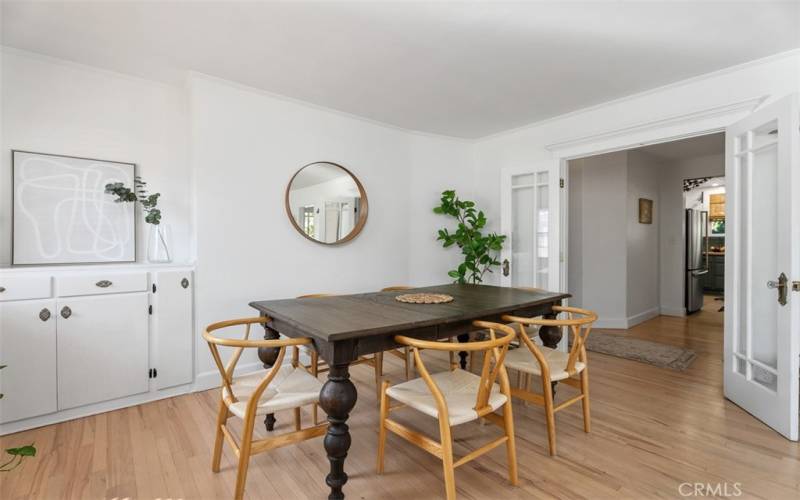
685, 208, 709, 313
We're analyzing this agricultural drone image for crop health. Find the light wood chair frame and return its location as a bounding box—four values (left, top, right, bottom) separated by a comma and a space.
204, 317, 328, 500
502, 305, 598, 456
381, 286, 460, 377
377, 321, 518, 500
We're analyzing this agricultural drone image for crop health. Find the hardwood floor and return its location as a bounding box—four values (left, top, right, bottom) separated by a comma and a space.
3, 299, 799, 499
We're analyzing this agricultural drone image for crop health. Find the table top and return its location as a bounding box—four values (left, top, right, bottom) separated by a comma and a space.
249, 284, 569, 342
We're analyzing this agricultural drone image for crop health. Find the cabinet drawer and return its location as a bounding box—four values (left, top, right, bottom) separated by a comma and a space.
0, 275, 52, 302
56, 272, 148, 297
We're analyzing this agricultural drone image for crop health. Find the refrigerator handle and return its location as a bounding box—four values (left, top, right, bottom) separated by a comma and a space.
702, 211, 709, 272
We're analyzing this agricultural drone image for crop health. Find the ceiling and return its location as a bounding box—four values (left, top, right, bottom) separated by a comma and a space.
3, 2, 799, 139
636, 132, 725, 161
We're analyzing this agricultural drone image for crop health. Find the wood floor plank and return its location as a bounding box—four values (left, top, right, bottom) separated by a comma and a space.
1, 296, 799, 499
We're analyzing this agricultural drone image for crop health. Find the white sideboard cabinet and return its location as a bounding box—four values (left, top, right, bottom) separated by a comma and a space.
0, 264, 195, 435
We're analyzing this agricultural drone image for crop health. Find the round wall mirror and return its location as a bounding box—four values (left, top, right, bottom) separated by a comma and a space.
285, 161, 368, 245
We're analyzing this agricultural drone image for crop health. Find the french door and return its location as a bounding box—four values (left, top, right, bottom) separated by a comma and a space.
499, 167, 558, 291
724, 93, 800, 440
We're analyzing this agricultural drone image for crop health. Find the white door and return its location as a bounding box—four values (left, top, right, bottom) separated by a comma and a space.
153, 270, 194, 390
0, 299, 57, 423
57, 293, 149, 410
500, 167, 556, 290
724, 93, 800, 440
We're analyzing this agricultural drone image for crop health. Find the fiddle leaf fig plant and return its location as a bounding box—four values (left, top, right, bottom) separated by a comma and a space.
434, 190, 506, 284
105, 176, 162, 225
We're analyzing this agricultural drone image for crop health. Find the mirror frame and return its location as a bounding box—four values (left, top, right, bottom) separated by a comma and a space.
284, 161, 369, 245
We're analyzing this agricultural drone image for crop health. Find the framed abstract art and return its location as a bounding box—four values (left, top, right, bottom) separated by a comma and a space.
12, 150, 137, 265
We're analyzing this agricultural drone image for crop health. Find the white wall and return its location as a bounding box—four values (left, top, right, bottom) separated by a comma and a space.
3, 45, 797, 378
189, 75, 474, 378
626, 150, 661, 323
407, 134, 476, 286
567, 152, 628, 326
0, 51, 475, 384
0, 49, 192, 265
568, 150, 660, 328
658, 153, 724, 315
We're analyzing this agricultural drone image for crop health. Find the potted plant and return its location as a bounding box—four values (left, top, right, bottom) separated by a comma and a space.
433, 190, 506, 284
105, 176, 171, 262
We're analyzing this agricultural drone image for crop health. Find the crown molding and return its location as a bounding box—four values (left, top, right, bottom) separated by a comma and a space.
545, 95, 768, 153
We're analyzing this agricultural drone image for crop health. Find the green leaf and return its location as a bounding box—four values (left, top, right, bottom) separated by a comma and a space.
434, 190, 505, 283
6, 445, 36, 457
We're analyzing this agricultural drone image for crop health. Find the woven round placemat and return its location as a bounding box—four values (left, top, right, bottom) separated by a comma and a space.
395, 293, 454, 304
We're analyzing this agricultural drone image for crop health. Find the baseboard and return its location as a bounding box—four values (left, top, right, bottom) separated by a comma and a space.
660, 306, 687, 317
594, 307, 661, 329
193, 361, 268, 392
626, 307, 661, 328
0, 383, 193, 436
593, 318, 629, 329
3, 355, 312, 436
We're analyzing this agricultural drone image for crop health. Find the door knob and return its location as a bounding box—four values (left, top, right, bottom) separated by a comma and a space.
502, 259, 510, 277
60, 306, 72, 319
767, 273, 788, 306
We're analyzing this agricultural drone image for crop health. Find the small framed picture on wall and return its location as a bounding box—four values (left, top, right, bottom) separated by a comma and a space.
638, 198, 653, 224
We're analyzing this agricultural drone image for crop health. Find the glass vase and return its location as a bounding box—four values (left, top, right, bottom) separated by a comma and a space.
147, 224, 172, 263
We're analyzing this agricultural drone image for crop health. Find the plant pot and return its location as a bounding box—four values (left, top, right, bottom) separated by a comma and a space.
147, 224, 172, 263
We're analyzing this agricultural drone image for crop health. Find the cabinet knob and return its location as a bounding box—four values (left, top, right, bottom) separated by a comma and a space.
181, 278, 189, 289
95, 280, 113, 288
0, 286, 5, 293
60, 306, 72, 319
39, 308, 51, 322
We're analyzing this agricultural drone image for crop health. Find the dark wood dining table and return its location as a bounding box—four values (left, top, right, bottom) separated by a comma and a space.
249, 283, 570, 500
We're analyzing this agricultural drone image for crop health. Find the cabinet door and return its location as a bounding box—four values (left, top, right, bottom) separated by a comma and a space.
0, 299, 57, 423
153, 270, 193, 390
57, 293, 149, 410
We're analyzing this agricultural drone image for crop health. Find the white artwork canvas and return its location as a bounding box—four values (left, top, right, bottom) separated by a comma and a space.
13, 151, 136, 265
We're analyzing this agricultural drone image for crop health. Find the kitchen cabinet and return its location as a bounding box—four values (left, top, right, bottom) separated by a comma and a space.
152, 270, 194, 390
709, 193, 726, 219
0, 299, 58, 423
0, 265, 195, 434
57, 293, 150, 410
702, 255, 725, 292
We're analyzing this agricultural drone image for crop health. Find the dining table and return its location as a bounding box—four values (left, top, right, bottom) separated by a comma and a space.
249, 283, 570, 500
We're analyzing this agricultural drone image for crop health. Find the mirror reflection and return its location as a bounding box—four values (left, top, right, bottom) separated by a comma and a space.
286, 162, 367, 244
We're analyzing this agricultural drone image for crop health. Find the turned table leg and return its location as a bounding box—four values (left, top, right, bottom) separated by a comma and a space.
319, 363, 357, 500
257, 320, 281, 431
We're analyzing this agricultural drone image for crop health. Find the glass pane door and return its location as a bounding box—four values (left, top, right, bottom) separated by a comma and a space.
510, 171, 549, 288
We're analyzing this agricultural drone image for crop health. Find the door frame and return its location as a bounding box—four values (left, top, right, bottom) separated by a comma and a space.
545, 95, 768, 304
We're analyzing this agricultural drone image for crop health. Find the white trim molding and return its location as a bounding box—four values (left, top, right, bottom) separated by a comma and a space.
660, 306, 687, 318
545, 95, 768, 159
